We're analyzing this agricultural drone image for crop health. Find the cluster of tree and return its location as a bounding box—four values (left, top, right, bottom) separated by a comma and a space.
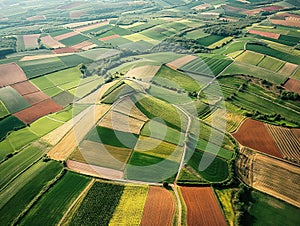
0, 36, 16, 58
151, 36, 210, 54
280, 90, 299, 101
204, 16, 265, 36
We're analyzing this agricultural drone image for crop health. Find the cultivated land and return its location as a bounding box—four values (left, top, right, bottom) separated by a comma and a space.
0, 0, 300, 225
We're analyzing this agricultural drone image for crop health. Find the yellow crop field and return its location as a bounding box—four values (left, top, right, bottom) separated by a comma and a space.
123, 33, 159, 45
109, 185, 149, 225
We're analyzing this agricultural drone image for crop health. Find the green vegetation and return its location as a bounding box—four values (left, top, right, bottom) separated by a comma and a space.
70, 181, 124, 226
215, 188, 236, 226
30, 117, 63, 137
257, 56, 285, 72
87, 126, 138, 149
0, 101, 9, 118
101, 84, 135, 104
0, 87, 30, 113
235, 51, 264, 66
59, 54, 93, 67
59, 34, 89, 46
0, 161, 62, 225
20, 172, 90, 226
197, 35, 225, 47
152, 65, 200, 93
7, 128, 39, 151
0, 116, 25, 141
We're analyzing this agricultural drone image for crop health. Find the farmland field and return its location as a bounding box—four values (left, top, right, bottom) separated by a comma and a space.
0, 63, 27, 86
235, 51, 264, 66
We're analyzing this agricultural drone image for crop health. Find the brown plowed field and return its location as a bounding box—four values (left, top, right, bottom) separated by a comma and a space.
270, 19, 300, 28
41, 35, 65, 49
291, 129, 300, 142
22, 92, 49, 105
75, 20, 109, 32
72, 41, 93, 50
140, 186, 175, 226
99, 34, 120, 41
0, 63, 27, 86
193, 3, 211, 10
249, 30, 280, 39
166, 55, 197, 70
262, 6, 283, 11
52, 47, 79, 54
13, 99, 63, 124
54, 31, 80, 41
278, 62, 298, 76
284, 78, 300, 95
11, 81, 40, 95
181, 186, 227, 226
23, 34, 40, 49
233, 118, 283, 158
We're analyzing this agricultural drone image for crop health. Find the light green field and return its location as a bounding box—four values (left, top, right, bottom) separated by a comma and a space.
30, 117, 63, 137
123, 33, 159, 45
235, 51, 264, 66
257, 56, 285, 72
46, 67, 82, 86
7, 128, 39, 151
208, 37, 233, 49
215, 188, 235, 226
0, 100, 9, 118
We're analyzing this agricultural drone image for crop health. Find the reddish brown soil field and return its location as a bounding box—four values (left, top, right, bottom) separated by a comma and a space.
284, 78, 300, 95
72, 41, 93, 50
249, 29, 280, 39
11, 81, 40, 95
41, 35, 65, 49
99, 34, 120, 41
291, 129, 300, 142
140, 187, 175, 226
233, 118, 283, 158
22, 91, 49, 105
13, 99, 62, 124
180, 186, 227, 226
52, 47, 79, 54
0, 63, 27, 86
270, 19, 300, 28
23, 34, 40, 48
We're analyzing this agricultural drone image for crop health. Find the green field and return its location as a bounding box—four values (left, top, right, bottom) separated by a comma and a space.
70, 181, 124, 225
0, 116, 25, 141
101, 84, 135, 104
246, 43, 300, 65
98, 26, 133, 38
7, 127, 39, 151
0, 86, 30, 113
132, 93, 188, 131
0, 139, 14, 161
141, 119, 185, 146
257, 56, 285, 72
0, 142, 47, 190
20, 171, 90, 226
18, 57, 68, 79
119, 40, 153, 52
249, 190, 300, 226
213, 41, 246, 55
105, 37, 132, 46
235, 51, 264, 66
222, 61, 287, 85
152, 65, 200, 93
45, 67, 82, 86
87, 126, 138, 149
59, 34, 89, 46
0, 161, 62, 225
197, 35, 225, 47
78, 48, 120, 61
0, 101, 9, 118
185, 29, 208, 39
187, 150, 229, 182
59, 54, 93, 67
29, 116, 63, 137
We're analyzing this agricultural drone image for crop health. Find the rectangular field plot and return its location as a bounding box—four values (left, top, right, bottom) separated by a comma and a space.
0, 101, 9, 118
11, 81, 40, 95
0, 63, 27, 86
23, 34, 40, 50
257, 56, 285, 72
166, 55, 197, 70
180, 187, 227, 226
30, 116, 63, 137
125, 65, 161, 82
0, 116, 25, 142
109, 185, 148, 225
278, 62, 298, 77
20, 171, 90, 226
71, 140, 133, 171
235, 51, 265, 66
141, 119, 184, 146
87, 126, 138, 149
99, 110, 145, 135
197, 35, 225, 47
141, 186, 175, 226
69, 181, 124, 226
152, 65, 200, 93
0, 86, 30, 114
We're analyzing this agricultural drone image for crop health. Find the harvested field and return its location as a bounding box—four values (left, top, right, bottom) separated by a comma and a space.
166, 55, 197, 70
71, 140, 133, 170
266, 124, 300, 162
52, 47, 78, 54
237, 147, 300, 208
193, 3, 211, 10
13, 99, 63, 124
54, 31, 80, 41
23, 34, 40, 49
99, 34, 120, 41
140, 186, 175, 226
112, 97, 148, 121
0, 63, 27, 86
125, 65, 161, 82
47, 104, 110, 160
67, 160, 124, 179
249, 30, 280, 39
291, 129, 300, 142
11, 81, 40, 95
19, 53, 72, 62
181, 186, 227, 226
270, 19, 300, 28
41, 35, 65, 49
278, 62, 298, 77
99, 110, 145, 134
22, 91, 49, 105
26, 15, 46, 21
233, 119, 283, 158
75, 20, 109, 32
284, 78, 300, 95
72, 41, 94, 50
82, 43, 97, 51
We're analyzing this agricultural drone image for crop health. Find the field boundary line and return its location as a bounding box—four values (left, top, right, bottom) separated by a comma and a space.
57, 178, 95, 226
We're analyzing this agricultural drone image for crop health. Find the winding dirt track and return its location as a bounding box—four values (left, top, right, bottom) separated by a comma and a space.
141, 187, 175, 226
180, 186, 227, 226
